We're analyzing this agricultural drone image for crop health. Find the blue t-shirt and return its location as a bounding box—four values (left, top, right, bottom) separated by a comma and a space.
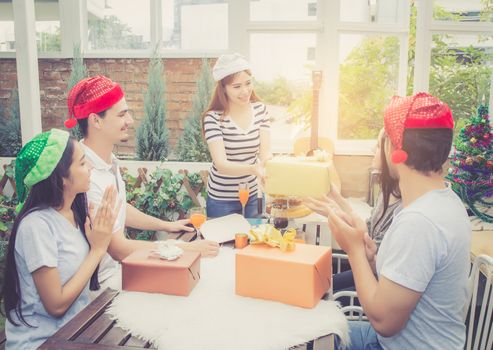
5, 208, 90, 350
376, 188, 471, 350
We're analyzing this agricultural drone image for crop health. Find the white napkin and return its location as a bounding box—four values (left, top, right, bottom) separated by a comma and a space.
200, 214, 251, 243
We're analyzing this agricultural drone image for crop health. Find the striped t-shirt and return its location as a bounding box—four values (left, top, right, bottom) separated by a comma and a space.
204, 102, 270, 200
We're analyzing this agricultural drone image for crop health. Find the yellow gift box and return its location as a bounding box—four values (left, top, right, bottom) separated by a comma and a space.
264, 154, 332, 197
235, 244, 332, 308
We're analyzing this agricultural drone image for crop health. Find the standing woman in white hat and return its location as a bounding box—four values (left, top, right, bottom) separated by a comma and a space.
202, 54, 271, 218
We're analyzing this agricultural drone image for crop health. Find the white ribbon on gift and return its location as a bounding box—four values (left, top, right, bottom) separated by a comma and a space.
151, 241, 184, 261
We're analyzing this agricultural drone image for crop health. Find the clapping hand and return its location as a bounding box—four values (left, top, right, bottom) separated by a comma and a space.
85, 186, 122, 254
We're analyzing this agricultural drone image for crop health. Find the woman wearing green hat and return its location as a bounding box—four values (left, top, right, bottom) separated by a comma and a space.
1, 129, 119, 350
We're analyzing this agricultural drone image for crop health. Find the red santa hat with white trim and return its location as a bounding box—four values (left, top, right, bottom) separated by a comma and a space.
384, 92, 454, 164
65, 75, 124, 129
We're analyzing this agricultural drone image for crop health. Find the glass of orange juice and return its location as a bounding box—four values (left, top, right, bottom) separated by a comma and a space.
189, 206, 206, 240
238, 182, 249, 217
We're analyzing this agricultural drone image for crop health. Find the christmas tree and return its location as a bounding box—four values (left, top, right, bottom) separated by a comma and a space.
447, 104, 493, 222
136, 47, 169, 161
175, 58, 213, 162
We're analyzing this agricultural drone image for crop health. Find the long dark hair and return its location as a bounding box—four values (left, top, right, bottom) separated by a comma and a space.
1, 138, 99, 327
377, 133, 401, 227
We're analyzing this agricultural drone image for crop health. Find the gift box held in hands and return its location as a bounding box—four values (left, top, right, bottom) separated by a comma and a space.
264, 154, 332, 197
235, 244, 332, 308
122, 249, 200, 296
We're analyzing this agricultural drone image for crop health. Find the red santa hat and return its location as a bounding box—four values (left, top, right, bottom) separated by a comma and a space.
384, 92, 454, 164
65, 75, 124, 129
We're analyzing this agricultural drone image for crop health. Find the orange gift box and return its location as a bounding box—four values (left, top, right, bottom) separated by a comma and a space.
122, 249, 200, 296
235, 244, 332, 308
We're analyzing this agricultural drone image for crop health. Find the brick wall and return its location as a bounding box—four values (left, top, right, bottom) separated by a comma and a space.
0, 59, 17, 119
0, 57, 205, 155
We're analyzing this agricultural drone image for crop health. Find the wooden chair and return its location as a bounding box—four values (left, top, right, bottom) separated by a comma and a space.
332, 253, 367, 322
465, 254, 493, 350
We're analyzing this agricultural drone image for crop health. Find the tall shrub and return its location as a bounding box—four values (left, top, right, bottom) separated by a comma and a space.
176, 58, 214, 162
136, 47, 169, 160
0, 89, 21, 157
66, 43, 88, 140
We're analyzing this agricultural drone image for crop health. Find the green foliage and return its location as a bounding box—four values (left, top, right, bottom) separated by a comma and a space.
0, 90, 22, 157
338, 36, 400, 139
136, 47, 169, 161
176, 59, 214, 162
0, 161, 17, 237
67, 43, 88, 140
429, 40, 492, 129
254, 76, 311, 127
88, 15, 148, 50
0, 196, 17, 239
37, 26, 61, 52
287, 89, 311, 127
264, 3, 493, 140
0, 161, 16, 310
122, 167, 206, 240
338, 2, 492, 139
255, 77, 295, 106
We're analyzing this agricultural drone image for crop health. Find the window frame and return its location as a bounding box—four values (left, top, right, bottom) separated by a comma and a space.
414, 0, 493, 128
5, 0, 492, 153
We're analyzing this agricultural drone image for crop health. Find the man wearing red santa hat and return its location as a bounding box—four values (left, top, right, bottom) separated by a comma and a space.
65, 76, 219, 295
328, 93, 471, 349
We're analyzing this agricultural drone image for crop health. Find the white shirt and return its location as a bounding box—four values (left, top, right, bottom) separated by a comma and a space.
376, 188, 471, 349
80, 141, 127, 282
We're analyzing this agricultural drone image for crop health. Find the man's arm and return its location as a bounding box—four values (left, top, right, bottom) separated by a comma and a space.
125, 203, 194, 233
348, 247, 421, 337
107, 227, 156, 261
106, 226, 220, 261
106, 204, 218, 261
327, 210, 422, 337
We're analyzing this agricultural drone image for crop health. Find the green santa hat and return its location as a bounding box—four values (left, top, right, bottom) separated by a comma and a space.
15, 128, 70, 211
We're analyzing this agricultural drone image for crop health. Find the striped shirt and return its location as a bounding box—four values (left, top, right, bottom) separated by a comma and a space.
204, 102, 270, 200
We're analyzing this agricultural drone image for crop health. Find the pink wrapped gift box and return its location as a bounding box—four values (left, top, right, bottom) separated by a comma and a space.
122, 249, 200, 296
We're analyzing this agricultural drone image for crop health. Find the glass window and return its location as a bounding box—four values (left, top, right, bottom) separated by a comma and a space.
35, 0, 61, 52
87, 0, 151, 50
340, 0, 401, 24
250, 33, 316, 152
338, 34, 400, 139
162, 0, 228, 50
250, 0, 317, 21
0, 0, 15, 52
433, 0, 493, 22
430, 34, 493, 131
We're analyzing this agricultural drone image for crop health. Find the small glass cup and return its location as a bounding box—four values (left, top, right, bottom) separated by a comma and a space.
189, 206, 206, 240
238, 182, 250, 217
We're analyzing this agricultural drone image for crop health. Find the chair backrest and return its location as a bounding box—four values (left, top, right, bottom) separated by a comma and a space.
465, 254, 493, 350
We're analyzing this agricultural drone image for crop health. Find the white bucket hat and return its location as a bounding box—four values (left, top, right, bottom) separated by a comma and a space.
212, 53, 251, 82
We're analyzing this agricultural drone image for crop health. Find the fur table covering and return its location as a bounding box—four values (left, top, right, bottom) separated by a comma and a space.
106, 247, 348, 350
